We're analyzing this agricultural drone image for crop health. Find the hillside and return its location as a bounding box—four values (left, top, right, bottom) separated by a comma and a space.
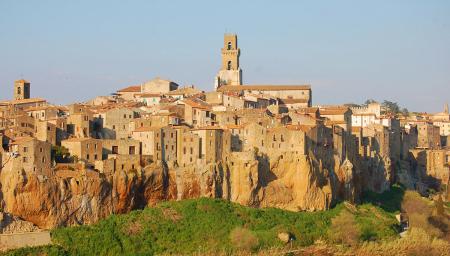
3, 193, 402, 256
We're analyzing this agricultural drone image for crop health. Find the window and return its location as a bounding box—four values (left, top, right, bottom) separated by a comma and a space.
183, 147, 186, 154
42, 156, 46, 163
23, 147, 28, 152
94, 154, 98, 160
227, 41, 232, 50
23, 157, 28, 163
17, 87, 22, 95
112, 146, 119, 154
86, 154, 90, 160
129, 146, 136, 154
190, 147, 193, 154
227, 61, 232, 70
40, 147, 43, 153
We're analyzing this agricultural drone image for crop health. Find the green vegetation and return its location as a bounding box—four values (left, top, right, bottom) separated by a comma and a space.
5, 185, 448, 256
51, 145, 70, 163
2, 197, 400, 256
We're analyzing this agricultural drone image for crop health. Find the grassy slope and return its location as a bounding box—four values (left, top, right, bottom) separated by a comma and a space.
4, 191, 402, 256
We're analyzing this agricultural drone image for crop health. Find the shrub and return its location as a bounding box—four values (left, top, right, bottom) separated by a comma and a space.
356, 228, 450, 256
229, 227, 259, 251
328, 210, 360, 246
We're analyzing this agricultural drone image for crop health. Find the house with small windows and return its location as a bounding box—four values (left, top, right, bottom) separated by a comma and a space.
175, 126, 201, 167
2, 136, 52, 175
135, 93, 162, 106
96, 107, 137, 139
61, 138, 102, 165
100, 139, 140, 159
191, 127, 231, 164
180, 98, 213, 127
132, 126, 177, 163
67, 105, 93, 138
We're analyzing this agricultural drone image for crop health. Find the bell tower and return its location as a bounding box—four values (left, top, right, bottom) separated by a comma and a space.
14, 79, 30, 101
215, 34, 242, 90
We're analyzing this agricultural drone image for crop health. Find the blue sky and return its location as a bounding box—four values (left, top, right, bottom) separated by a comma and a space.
0, 0, 449, 112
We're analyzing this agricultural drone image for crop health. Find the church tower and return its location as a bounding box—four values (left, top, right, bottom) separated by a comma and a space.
14, 79, 30, 101
445, 103, 449, 114
214, 34, 242, 90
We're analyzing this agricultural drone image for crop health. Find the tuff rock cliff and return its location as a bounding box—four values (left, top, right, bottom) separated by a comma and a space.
0, 150, 387, 229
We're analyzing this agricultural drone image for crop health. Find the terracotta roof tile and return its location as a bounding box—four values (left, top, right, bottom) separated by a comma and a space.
117, 85, 141, 93
218, 85, 311, 92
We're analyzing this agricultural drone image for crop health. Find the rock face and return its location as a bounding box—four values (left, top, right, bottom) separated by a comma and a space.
0, 211, 40, 234
0, 151, 371, 229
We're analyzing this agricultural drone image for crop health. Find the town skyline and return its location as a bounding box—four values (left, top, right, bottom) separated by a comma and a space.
1, 0, 449, 112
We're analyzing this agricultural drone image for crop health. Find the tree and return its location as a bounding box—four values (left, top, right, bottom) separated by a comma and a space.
364, 99, 377, 106
401, 107, 409, 117
328, 210, 360, 246
52, 145, 71, 163
382, 100, 401, 114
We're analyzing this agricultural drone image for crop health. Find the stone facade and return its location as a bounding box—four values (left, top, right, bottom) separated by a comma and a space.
2, 137, 52, 175
215, 34, 242, 90
13, 80, 31, 101
61, 138, 102, 164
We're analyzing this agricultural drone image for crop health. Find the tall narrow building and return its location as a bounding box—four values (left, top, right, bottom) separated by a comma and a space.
214, 34, 242, 90
14, 79, 31, 100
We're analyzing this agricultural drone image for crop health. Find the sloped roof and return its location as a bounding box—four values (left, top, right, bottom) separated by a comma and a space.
218, 85, 311, 92
117, 85, 141, 93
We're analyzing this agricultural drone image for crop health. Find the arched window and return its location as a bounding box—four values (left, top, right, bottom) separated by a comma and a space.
227, 61, 232, 70
227, 42, 232, 50
17, 87, 21, 95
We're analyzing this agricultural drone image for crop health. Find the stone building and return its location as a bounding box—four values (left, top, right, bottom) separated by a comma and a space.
61, 138, 102, 164
24, 106, 59, 121
175, 127, 201, 167
131, 127, 158, 156
67, 105, 93, 138
116, 85, 141, 101
96, 107, 137, 139
320, 106, 352, 132
141, 78, 179, 94
218, 85, 312, 108
2, 136, 52, 175
35, 120, 57, 145
416, 122, 441, 149
101, 139, 140, 158
180, 98, 212, 127
191, 127, 231, 164
153, 126, 177, 162
132, 126, 177, 162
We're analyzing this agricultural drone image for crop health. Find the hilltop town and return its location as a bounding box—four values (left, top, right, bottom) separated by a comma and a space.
0, 34, 449, 230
